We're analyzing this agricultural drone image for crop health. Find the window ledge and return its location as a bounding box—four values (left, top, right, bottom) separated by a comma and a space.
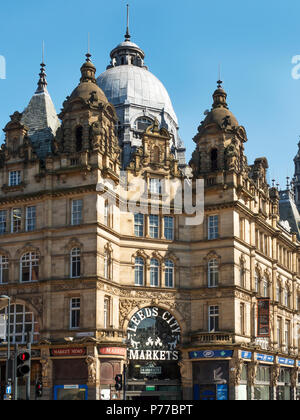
2, 182, 26, 193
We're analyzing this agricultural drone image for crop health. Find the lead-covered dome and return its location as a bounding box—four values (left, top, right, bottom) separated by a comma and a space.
96, 32, 185, 169
97, 65, 178, 125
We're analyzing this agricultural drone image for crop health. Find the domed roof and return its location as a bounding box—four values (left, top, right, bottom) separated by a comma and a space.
97, 65, 178, 124
69, 80, 108, 104
201, 82, 239, 130
202, 105, 239, 128
69, 55, 108, 104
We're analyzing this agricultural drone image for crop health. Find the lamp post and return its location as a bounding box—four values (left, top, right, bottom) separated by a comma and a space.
0, 295, 11, 389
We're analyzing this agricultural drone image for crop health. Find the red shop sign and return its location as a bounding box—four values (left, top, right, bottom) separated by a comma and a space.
99, 347, 126, 356
51, 348, 86, 357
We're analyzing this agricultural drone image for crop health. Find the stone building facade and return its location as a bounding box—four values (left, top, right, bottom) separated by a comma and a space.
0, 31, 300, 401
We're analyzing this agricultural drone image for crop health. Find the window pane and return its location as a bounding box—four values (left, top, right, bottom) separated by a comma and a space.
135, 258, 144, 286
0, 210, 7, 234
26, 206, 36, 232
72, 200, 83, 226
165, 260, 174, 288
9, 171, 21, 187
149, 215, 159, 239
12, 208, 21, 233
164, 217, 174, 240
208, 215, 219, 240
134, 214, 144, 237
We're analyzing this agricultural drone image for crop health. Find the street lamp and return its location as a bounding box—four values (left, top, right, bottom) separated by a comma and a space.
0, 295, 11, 386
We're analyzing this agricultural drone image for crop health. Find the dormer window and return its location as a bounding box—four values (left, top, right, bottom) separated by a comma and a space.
134, 117, 153, 132
9, 171, 21, 187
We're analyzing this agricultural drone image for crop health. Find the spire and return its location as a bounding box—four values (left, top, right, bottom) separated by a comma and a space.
36, 42, 48, 93
125, 4, 131, 41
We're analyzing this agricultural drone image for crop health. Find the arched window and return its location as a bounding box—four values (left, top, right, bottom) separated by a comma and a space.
70, 248, 81, 279
0, 303, 39, 344
208, 259, 219, 288
0, 255, 8, 284
210, 148, 218, 171
134, 117, 153, 132
254, 270, 260, 293
75, 126, 83, 152
165, 260, 174, 288
284, 286, 290, 307
240, 260, 245, 288
150, 258, 159, 287
276, 280, 281, 302
134, 257, 144, 286
263, 277, 269, 297
20, 252, 39, 283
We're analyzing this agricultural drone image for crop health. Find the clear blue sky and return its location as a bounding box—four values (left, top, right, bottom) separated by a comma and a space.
0, 0, 300, 188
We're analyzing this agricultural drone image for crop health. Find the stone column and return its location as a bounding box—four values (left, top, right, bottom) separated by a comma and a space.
248, 360, 258, 400
40, 347, 53, 401
179, 352, 193, 400
271, 363, 280, 400
291, 366, 299, 400
85, 345, 100, 401
229, 357, 244, 400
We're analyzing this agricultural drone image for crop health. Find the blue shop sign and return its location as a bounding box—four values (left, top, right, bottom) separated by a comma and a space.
241, 351, 252, 360
278, 357, 294, 366
256, 353, 274, 363
189, 350, 233, 359
217, 384, 228, 401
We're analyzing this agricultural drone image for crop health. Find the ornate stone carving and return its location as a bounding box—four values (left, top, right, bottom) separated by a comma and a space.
85, 355, 97, 385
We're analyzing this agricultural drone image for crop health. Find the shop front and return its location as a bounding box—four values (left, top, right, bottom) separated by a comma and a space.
190, 350, 232, 401
126, 306, 182, 401
51, 347, 88, 400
